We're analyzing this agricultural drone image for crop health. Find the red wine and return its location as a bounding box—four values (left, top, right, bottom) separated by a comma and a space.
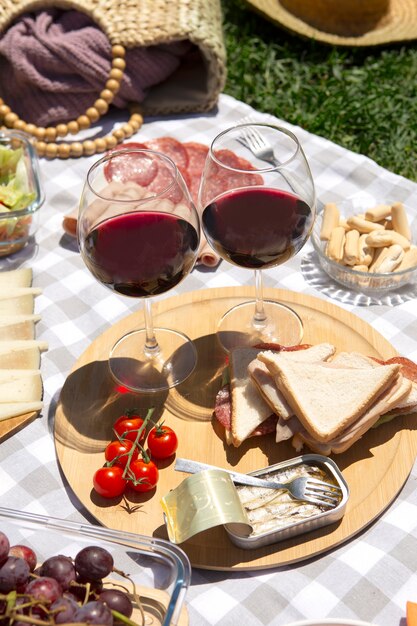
202, 187, 313, 268
82, 211, 199, 297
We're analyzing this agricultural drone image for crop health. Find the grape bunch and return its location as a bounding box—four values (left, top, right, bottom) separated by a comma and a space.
0, 530, 139, 625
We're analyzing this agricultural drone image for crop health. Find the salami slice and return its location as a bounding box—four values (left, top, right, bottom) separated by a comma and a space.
214, 384, 232, 431
374, 356, 417, 383
253, 342, 312, 351
183, 142, 209, 204
213, 383, 277, 438
144, 137, 189, 177
251, 414, 278, 436
103, 142, 158, 186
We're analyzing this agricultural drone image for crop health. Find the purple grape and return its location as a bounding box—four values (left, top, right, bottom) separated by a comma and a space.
0, 533, 9, 565
73, 600, 113, 625
0, 556, 30, 593
74, 546, 114, 581
39, 555, 76, 590
9, 545, 37, 572
25, 576, 62, 604
50, 595, 79, 623
100, 588, 133, 618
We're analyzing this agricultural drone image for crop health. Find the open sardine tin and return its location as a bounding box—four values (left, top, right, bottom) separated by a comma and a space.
161, 454, 349, 549
225, 454, 349, 550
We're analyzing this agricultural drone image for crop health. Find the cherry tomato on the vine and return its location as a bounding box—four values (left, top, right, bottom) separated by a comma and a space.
93, 466, 127, 498
105, 439, 138, 468
113, 414, 146, 444
147, 424, 178, 459
127, 459, 159, 492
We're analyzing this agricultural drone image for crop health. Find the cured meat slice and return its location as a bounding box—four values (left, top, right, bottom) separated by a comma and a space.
144, 137, 189, 177
183, 142, 209, 204
103, 142, 158, 186
214, 384, 231, 431
142, 138, 192, 203
373, 356, 417, 383
213, 383, 276, 438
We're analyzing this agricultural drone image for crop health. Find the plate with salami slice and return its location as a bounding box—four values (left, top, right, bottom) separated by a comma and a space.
54, 286, 417, 571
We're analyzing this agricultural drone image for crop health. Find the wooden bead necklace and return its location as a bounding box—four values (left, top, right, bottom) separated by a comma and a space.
0, 44, 143, 159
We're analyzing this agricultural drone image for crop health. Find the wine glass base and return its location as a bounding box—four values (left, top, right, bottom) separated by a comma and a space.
109, 328, 197, 393
216, 299, 303, 352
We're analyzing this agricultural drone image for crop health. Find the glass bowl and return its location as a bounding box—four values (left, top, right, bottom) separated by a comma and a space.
0, 130, 44, 257
311, 198, 417, 293
0, 506, 191, 626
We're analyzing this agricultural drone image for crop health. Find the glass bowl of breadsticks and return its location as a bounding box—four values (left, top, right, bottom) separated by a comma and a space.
311, 198, 417, 292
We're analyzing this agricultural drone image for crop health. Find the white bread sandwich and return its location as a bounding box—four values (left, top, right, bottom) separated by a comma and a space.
257, 353, 401, 443
215, 343, 337, 447
214, 342, 417, 455
258, 349, 416, 454
248, 343, 336, 420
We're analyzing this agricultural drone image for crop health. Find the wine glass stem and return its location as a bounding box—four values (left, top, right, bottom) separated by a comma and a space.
144, 298, 160, 357
253, 269, 267, 328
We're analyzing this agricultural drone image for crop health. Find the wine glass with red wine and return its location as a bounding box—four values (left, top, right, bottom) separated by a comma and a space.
198, 123, 316, 351
78, 148, 200, 392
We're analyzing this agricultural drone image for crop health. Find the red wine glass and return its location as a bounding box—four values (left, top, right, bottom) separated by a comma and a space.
78, 148, 200, 392
198, 123, 316, 351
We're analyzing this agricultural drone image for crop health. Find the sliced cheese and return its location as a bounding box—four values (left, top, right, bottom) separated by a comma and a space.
0, 315, 41, 340
0, 288, 41, 315
0, 268, 33, 288
0, 370, 43, 403
0, 347, 41, 369
0, 401, 43, 422
0, 340, 48, 352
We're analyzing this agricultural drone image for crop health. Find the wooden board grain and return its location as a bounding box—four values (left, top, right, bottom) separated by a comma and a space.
54, 287, 417, 570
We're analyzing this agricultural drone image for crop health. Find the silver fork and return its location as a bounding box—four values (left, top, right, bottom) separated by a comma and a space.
237, 124, 279, 166
175, 458, 342, 508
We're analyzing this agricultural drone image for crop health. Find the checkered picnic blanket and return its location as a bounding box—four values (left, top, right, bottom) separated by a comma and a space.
1, 93, 417, 626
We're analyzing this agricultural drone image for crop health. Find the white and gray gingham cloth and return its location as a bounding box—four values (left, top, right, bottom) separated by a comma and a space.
1, 94, 417, 626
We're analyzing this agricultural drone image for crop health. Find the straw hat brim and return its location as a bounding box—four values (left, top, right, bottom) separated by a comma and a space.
243, 0, 417, 46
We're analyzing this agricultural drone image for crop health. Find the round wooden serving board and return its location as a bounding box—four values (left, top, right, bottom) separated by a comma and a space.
54, 287, 417, 571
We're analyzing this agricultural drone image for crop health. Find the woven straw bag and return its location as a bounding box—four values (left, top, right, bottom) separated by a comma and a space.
0, 0, 227, 159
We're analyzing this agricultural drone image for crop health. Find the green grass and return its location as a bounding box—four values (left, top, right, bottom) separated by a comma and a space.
221, 0, 417, 181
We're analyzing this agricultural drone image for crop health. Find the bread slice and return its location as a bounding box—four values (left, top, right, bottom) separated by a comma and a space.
230, 347, 275, 447
249, 343, 336, 419
257, 354, 400, 442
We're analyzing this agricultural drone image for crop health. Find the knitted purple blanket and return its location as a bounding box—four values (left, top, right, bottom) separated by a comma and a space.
0, 9, 192, 125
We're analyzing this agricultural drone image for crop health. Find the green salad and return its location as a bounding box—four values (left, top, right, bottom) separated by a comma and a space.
0, 145, 36, 212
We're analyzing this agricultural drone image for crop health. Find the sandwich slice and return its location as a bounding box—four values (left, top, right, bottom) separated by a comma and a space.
249, 343, 336, 420
291, 372, 411, 455
257, 353, 401, 443
218, 343, 336, 447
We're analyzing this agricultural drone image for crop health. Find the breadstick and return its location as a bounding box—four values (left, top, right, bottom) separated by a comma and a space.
320, 203, 340, 240
370, 244, 404, 273
346, 215, 385, 234
352, 264, 369, 272
397, 246, 417, 271
365, 229, 411, 250
343, 229, 360, 265
368, 246, 389, 272
391, 202, 411, 241
364, 204, 392, 222
326, 226, 345, 262
358, 233, 374, 266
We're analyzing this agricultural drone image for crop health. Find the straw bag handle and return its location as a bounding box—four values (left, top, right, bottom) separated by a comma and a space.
0, 44, 143, 159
